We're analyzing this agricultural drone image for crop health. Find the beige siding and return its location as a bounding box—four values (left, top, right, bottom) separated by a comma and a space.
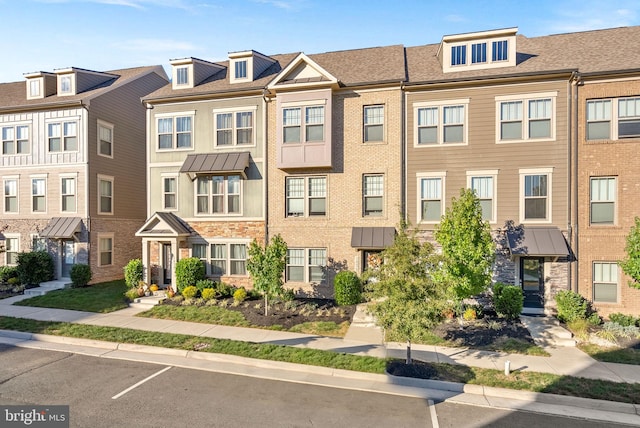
406, 80, 570, 232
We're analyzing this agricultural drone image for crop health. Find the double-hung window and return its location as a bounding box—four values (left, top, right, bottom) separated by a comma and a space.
363, 174, 384, 217
2, 125, 29, 155
98, 121, 113, 157
163, 176, 177, 210
415, 100, 468, 145
4, 178, 18, 213
593, 262, 618, 303
98, 175, 114, 215
418, 173, 444, 222
468, 172, 496, 222
198, 242, 248, 276
285, 176, 326, 217
364, 105, 384, 142
471, 42, 487, 64
61, 176, 76, 212
451, 45, 467, 66
196, 175, 241, 215
214, 109, 255, 146
235, 60, 247, 79
5, 236, 19, 265
618, 97, 640, 138
48, 121, 77, 152
586, 100, 611, 140
99, 235, 114, 266
31, 177, 46, 213
176, 66, 189, 86
586, 97, 640, 140
282, 104, 325, 143
497, 94, 554, 142
157, 114, 193, 150
492, 40, 508, 61
590, 177, 616, 225
286, 248, 326, 283
521, 169, 552, 222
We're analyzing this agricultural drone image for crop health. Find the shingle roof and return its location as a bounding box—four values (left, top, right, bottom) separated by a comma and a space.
405, 26, 640, 85
0, 65, 166, 111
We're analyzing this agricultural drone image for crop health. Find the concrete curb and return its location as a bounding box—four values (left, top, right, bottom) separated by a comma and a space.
2, 329, 638, 420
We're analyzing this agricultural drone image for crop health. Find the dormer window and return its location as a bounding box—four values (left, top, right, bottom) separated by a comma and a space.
440, 28, 517, 73
235, 60, 247, 79
176, 66, 189, 86
60, 75, 72, 94
29, 80, 41, 98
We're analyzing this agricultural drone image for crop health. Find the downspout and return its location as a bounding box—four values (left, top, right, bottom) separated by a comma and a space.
401, 82, 406, 221
569, 72, 581, 293
262, 89, 270, 245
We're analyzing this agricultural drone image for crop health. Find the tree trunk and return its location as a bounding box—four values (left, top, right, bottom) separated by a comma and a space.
406, 339, 412, 364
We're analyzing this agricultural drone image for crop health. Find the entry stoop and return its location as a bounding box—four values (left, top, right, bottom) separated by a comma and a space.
128, 293, 166, 310
23, 280, 70, 297
344, 303, 384, 344
520, 315, 577, 347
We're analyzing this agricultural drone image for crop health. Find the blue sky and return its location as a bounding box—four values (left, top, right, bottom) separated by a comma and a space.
1, 0, 639, 83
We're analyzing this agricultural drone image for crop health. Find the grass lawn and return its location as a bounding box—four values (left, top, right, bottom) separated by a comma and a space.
578, 343, 640, 365
14, 280, 129, 313
0, 315, 638, 404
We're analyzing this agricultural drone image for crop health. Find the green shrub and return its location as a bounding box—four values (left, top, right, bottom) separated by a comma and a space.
555, 290, 589, 323
70, 264, 92, 288
279, 288, 295, 302
492, 283, 523, 320
201, 288, 216, 301
216, 281, 234, 298
608, 312, 638, 327
196, 279, 215, 293
124, 259, 144, 289
124, 288, 140, 301
248, 288, 263, 299
16, 251, 54, 286
181, 285, 198, 299
175, 258, 205, 293
8, 277, 20, 286
463, 307, 477, 321
233, 288, 247, 302
0, 266, 18, 283
333, 270, 362, 306
588, 312, 602, 326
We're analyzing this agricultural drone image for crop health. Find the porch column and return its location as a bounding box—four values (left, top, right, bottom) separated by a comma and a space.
141, 238, 150, 283
170, 239, 178, 291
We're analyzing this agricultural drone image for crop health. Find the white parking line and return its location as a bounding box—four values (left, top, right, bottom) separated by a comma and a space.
428, 399, 439, 428
112, 366, 172, 400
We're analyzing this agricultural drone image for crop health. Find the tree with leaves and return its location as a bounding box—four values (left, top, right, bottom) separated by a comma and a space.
365, 219, 448, 363
247, 234, 288, 316
434, 188, 496, 302
619, 216, 640, 289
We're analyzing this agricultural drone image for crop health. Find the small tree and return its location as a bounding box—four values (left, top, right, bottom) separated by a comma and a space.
435, 188, 496, 301
366, 219, 448, 363
175, 257, 205, 293
123, 259, 144, 289
620, 216, 640, 289
247, 234, 287, 316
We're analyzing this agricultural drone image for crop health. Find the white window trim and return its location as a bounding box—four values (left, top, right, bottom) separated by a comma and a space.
416, 171, 447, 224
191, 239, 250, 277
363, 104, 385, 143
466, 170, 498, 224
586, 97, 640, 141
97, 174, 114, 216
285, 247, 327, 284
57, 74, 75, 96
519, 167, 553, 224
155, 111, 196, 152
413, 99, 470, 147
1, 122, 31, 155
27, 77, 43, 100
30, 233, 46, 252
174, 65, 192, 87
60, 173, 78, 214
589, 176, 617, 226
212, 106, 258, 147
97, 120, 114, 159
442, 34, 516, 73
194, 175, 243, 217
45, 118, 80, 153
363, 173, 385, 217
592, 261, 620, 304
161, 173, 179, 212
3, 176, 19, 215
495, 92, 557, 144
4, 233, 20, 266
30, 174, 47, 214
97, 233, 115, 267
285, 175, 328, 218
230, 58, 253, 84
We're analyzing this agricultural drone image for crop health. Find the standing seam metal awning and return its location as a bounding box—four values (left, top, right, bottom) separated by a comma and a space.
506, 226, 569, 257
180, 152, 251, 180
39, 217, 82, 239
351, 227, 396, 249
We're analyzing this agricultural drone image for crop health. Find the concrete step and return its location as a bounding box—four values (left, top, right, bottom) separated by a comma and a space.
520, 315, 577, 347
128, 293, 166, 310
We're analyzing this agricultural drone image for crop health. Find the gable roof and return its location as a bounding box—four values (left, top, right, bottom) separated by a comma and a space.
0, 65, 168, 113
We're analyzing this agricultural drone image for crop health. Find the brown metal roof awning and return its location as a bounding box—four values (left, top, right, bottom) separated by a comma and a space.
39, 217, 82, 239
351, 227, 396, 249
506, 226, 569, 257
180, 152, 250, 180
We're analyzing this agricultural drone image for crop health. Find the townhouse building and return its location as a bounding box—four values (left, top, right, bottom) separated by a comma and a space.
137, 52, 296, 289
0, 65, 168, 283
264, 47, 405, 297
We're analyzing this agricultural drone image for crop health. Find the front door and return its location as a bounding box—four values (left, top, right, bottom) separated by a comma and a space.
62, 240, 75, 278
162, 244, 172, 285
520, 257, 544, 308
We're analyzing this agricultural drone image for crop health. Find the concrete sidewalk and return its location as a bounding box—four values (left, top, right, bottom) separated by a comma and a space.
0, 292, 639, 425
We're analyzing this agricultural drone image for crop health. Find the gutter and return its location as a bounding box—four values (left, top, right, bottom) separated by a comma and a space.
570, 72, 582, 293
403, 69, 577, 90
